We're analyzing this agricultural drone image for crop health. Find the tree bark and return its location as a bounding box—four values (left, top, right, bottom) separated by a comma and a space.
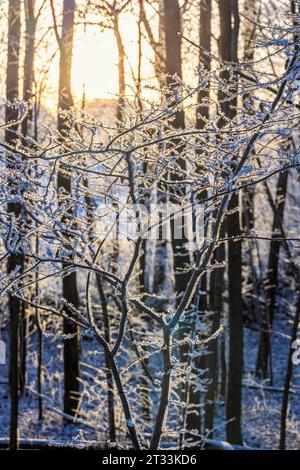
205, 239, 225, 434
6, 0, 22, 451
18, 0, 37, 396
189, 0, 212, 441
218, 0, 243, 445
113, 13, 125, 124
279, 0, 299, 449
22, 0, 36, 139
279, 290, 300, 449
256, 170, 288, 380
56, 0, 80, 418
163, 0, 189, 309
241, 0, 258, 324
96, 276, 116, 442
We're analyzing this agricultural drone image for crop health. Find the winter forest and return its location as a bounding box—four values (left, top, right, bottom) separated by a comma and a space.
1, 0, 300, 454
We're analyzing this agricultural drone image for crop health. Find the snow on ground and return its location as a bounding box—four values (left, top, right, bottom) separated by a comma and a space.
0, 316, 300, 449
213, 317, 300, 449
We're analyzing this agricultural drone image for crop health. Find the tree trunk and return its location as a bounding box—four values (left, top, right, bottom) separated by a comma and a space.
256, 170, 288, 380
280, 290, 300, 449
6, 0, 22, 451
226, 193, 243, 445
190, 0, 212, 441
161, 0, 191, 444
56, 0, 80, 418
95, 276, 116, 442
218, 0, 243, 445
279, 0, 299, 449
241, 0, 258, 324
141, 0, 169, 312
113, 13, 125, 124
205, 239, 225, 434
18, 0, 37, 396
163, 0, 189, 304
22, 0, 36, 139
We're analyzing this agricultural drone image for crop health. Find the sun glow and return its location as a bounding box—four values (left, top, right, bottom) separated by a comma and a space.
72, 11, 154, 105
38, 7, 155, 112
11, 1, 158, 115
72, 26, 119, 102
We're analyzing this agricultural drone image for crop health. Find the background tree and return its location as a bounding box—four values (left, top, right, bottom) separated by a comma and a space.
217, 0, 243, 445
6, 0, 22, 450
50, 0, 80, 418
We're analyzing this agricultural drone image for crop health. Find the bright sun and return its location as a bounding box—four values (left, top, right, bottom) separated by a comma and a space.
72, 12, 149, 103
72, 26, 119, 102
35, 5, 154, 112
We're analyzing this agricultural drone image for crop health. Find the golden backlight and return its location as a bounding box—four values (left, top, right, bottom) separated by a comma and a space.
72, 26, 119, 101
40, 6, 155, 110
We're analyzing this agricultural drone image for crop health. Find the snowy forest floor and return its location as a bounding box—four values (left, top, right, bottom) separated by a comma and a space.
0, 317, 300, 450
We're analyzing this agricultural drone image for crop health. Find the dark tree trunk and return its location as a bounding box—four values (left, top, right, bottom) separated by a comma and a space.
218, 0, 243, 445
280, 290, 300, 449
142, 0, 169, 312
22, 0, 36, 139
163, 0, 189, 306
205, 239, 225, 434
256, 170, 288, 380
279, 0, 299, 448
195, 0, 212, 316
241, 0, 258, 324
18, 0, 37, 396
190, 0, 212, 440
95, 276, 116, 442
56, 0, 80, 418
163, 0, 194, 445
6, 0, 22, 451
196, 0, 211, 129
226, 191, 243, 445
219, 325, 227, 398
22, 0, 43, 415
